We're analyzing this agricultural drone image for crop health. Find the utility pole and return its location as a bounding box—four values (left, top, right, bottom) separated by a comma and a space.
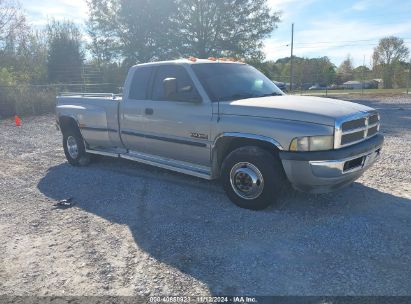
407, 59, 411, 95
82, 64, 86, 93
290, 23, 294, 93
361, 55, 365, 95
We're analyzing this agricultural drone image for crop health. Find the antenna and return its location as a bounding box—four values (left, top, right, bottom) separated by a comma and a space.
217, 98, 221, 122
290, 23, 294, 93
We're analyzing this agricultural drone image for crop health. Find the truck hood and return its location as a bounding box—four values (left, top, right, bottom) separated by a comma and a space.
220, 95, 374, 126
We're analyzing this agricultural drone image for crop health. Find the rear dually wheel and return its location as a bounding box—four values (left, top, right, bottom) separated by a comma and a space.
63, 129, 90, 166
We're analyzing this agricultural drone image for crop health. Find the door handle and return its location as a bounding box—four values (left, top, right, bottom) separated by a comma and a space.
145, 108, 154, 115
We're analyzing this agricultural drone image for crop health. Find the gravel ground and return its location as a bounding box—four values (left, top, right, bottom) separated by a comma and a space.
0, 95, 410, 296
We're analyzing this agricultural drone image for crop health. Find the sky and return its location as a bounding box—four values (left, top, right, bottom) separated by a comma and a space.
21, 0, 411, 67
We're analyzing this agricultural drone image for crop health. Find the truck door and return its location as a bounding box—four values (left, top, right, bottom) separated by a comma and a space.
122, 64, 212, 167
120, 65, 156, 153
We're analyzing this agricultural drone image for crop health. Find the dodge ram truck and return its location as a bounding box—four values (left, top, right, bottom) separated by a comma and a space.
56, 58, 384, 210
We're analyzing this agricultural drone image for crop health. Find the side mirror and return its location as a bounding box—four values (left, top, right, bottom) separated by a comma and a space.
180, 85, 192, 92
163, 78, 177, 99
190, 97, 202, 103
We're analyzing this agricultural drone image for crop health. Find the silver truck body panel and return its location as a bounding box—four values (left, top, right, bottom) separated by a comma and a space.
119, 63, 212, 166
282, 146, 381, 193
56, 96, 122, 148
212, 109, 334, 151
120, 99, 212, 166
220, 95, 374, 126
279, 134, 383, 193
56, 59, 383, 193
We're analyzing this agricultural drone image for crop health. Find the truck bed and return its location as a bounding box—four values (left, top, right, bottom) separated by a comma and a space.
56, 93, 123, 148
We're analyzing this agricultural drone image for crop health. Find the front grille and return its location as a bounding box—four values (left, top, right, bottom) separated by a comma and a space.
342, 118, 365, 130
341, 131, 365, 145
336, 112, 380, 148
367, 125, 378, 137
369, 114, 379, 124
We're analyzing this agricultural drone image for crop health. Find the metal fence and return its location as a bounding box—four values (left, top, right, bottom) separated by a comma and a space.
269, 68, 411, 94
1, 74, 410, 118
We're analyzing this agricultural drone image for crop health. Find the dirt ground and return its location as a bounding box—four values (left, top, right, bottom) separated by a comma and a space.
0, 95, 410, 297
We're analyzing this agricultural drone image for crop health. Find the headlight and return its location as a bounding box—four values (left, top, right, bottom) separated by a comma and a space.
289, 135, 334, 151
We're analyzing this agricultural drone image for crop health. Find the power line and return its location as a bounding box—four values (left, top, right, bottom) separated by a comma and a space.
295, 38, 411, 45
284, 19, 411, 31
276, 38, 411, 48
268, 40, 411, 53
295, 43, 381, 49
295, 41, 411, 50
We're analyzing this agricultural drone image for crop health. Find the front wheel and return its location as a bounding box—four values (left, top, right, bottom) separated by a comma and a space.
63, 130, 90, 166
221, 146, 285, 210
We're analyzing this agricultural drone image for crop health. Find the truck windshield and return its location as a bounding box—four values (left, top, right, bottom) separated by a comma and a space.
191, 63, 284, 102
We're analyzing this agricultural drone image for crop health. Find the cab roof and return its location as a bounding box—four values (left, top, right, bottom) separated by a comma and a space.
135, 58, 245, 68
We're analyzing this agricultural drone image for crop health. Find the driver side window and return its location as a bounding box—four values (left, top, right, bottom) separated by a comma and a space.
152, 65, 201, 102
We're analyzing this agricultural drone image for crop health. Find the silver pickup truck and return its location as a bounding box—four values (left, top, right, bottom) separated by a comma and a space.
56, 58, 383, 210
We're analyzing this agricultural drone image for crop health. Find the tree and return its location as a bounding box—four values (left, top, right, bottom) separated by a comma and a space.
0, 0, 26, 45
87, 0, 280, 65
373, 36, 409, 88
171, 0, 280, 59
87, 0, 177, 65
336, 54, 353, 84
0, 1, 47, 84
292, 56, 335, 86
249, 56, 337, 89
0, 67, 15, 85
47, 20, 84, 83
352, 65, 371, 82
248, 59, 279, 80
2, 29, 48, 84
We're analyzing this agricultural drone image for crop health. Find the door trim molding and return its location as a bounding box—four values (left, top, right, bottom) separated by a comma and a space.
80, 126, 118, 133
121, 130, 208, 148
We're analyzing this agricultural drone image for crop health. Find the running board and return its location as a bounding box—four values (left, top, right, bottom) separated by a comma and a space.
121, 151, 212, 180
86, 148, 121, 157
85, 148, 212, 180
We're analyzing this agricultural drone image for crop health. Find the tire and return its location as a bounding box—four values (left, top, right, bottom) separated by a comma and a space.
221, 146, 285, 210
62, 129, 90, 166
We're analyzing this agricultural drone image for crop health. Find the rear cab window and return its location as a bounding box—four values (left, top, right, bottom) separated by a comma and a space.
128, 66, 154, 100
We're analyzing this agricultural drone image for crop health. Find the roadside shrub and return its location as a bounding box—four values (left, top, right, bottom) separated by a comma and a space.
0, 86, 57, 118
0, 83, 120, 119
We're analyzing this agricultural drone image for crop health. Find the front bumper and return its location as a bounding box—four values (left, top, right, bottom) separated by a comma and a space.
279, 134, 384, 193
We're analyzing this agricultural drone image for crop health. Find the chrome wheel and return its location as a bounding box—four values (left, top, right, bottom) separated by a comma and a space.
67, 136, 79, 159
229, 162, 264, 200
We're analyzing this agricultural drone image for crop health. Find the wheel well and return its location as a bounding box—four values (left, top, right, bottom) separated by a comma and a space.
214, 136, 281, 173
59, 116, 81, 136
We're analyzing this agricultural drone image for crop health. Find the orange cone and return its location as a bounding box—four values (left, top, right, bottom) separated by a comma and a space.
15, 115, 21, 126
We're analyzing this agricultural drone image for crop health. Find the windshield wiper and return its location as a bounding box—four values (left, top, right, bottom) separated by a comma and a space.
220, 93, 256, 101
258, 92, 283, 97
